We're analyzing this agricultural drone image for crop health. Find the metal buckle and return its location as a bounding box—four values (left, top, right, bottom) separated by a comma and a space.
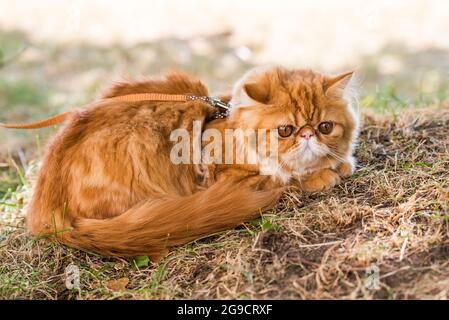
207, 97, 230, 111
187, 95, 230, 119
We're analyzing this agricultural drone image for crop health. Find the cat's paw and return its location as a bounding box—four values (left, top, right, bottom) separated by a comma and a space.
300, 168, 341, 192
336, 156, 356, 178
336, 162, 354, 178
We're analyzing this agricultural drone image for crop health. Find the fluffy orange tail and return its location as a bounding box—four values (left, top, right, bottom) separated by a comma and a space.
64, 181, 283, 258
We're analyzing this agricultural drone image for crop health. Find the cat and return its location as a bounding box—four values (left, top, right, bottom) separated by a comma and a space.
26, 67, 359, 259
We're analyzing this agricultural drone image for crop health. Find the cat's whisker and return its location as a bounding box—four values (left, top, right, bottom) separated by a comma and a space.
323, 148, 347, 163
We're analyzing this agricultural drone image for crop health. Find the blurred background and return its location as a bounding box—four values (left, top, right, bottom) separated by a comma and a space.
0, 0, 448, 157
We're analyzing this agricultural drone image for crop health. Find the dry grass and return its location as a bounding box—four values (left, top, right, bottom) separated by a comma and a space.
1, 104, 448, 300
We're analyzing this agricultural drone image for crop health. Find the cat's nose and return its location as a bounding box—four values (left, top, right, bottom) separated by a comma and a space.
301, 130, 314, 140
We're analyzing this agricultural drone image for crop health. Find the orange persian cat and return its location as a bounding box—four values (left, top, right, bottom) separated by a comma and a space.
25, 67, 358, 259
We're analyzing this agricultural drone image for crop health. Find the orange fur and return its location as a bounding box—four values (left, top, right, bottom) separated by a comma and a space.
26, 67, 358, 258
223, 67, 358, 187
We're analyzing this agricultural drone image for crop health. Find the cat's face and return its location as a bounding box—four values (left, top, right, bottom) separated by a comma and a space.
229, 67, 359, 179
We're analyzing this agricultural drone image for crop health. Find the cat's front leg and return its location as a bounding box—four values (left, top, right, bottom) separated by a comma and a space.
335, 156, 356, 178
299, 168, 341, 192
298, 158, 355, 192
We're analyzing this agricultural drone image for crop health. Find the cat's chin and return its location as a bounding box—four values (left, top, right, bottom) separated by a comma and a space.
280, 151, 330, 179
282, 149, 322, 171
297, 151, 319, 166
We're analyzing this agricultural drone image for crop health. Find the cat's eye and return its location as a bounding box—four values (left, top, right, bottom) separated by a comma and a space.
318, 121, 334, 135
278, 125, 295, 138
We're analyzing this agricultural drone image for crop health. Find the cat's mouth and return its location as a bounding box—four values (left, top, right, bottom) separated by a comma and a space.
288, 139, 329, 167
300, 147, 318, 163
300, 139, 322, 155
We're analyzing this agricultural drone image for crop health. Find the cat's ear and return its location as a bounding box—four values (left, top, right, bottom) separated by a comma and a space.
324, 71, 360, 118
230, 67, 273, 108
243, 82, 271, 104
323, 71, 354, 94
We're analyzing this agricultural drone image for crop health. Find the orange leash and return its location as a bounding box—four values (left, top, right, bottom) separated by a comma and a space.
0, 112, 73, 129
0, 93, 230, 130
112, 93, 189, 103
